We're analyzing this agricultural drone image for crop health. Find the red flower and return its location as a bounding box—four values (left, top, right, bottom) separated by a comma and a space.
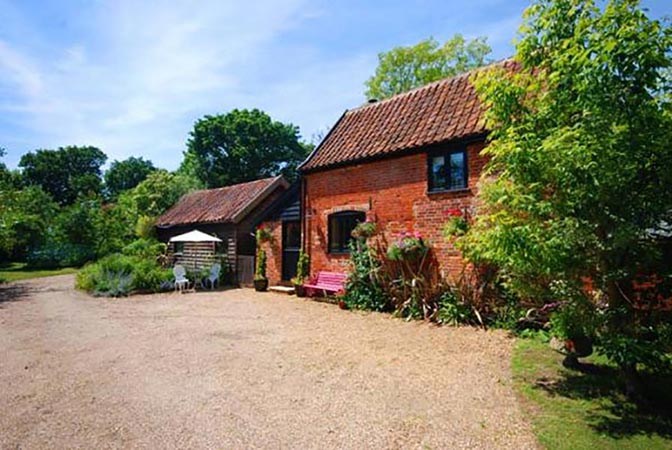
444, 208, 463, 217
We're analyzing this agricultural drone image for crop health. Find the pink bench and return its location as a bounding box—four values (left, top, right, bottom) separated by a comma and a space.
303, 271, 347, 297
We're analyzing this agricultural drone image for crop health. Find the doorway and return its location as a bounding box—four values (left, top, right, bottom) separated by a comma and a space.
281, 220, 301, 281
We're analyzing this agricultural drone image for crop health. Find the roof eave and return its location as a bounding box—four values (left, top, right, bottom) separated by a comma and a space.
300, 132, 489, 175
231, 175, 289, 224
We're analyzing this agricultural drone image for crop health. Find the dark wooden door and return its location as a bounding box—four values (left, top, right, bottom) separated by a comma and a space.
282, 220, 301, 281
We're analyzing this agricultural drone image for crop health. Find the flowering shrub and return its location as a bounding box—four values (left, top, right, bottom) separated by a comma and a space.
386, 232, 428, 262
351, 220, 377, 240
442, 208, 469, 240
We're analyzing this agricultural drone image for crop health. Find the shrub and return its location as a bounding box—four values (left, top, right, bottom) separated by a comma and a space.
254, 248, 267, 281
291, 250, 310, 285
436, 289, 474, 326
342, 239, 390, 312
27, 242, 94, 269
93, 270, 134, 297
76, 249, 172, 296
121, 238, 166, 260
131, 258, 173, 291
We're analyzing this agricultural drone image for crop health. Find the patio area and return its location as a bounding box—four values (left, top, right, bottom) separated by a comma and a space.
0, 275, 536, 449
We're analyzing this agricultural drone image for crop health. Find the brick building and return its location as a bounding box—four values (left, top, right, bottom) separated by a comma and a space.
288, 64, 516, 282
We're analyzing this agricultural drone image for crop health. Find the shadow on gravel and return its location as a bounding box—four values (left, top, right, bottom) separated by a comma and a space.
0, 283, 32, 307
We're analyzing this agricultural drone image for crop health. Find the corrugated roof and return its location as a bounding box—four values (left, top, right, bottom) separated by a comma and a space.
156, 176, 287, 227
300, 60, 517, 172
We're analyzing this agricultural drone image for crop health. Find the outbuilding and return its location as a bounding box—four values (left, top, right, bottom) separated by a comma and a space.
156, 176, 289, 285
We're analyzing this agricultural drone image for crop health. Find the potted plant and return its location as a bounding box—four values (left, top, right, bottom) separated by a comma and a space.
549, 302, 595, 369
291, 250, 310, 297
254, 248, 268, 291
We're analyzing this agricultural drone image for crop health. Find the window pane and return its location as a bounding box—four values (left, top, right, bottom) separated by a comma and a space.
283, 221, 301, 249
329, 217, 341, 252
449, 151, 466, 189
328, 212, 365, 253
430, 155, 446, 190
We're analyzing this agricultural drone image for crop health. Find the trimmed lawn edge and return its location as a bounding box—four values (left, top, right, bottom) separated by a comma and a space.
512, 336, 672, 450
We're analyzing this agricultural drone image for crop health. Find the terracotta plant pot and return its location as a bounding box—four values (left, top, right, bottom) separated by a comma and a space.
338, 300, 348, 310
253, 278, 268, 292
294, 284, 306, 297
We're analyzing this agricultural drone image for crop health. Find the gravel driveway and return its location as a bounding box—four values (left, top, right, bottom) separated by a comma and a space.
0, 275, 536, 449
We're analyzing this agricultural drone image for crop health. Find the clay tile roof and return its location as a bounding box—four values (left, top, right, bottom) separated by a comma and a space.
299, 59, 517, 172
156, 176, 287, 227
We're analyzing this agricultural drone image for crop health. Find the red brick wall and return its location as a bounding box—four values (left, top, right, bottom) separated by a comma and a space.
304, 141, 487, 279
259, 219, 283, 286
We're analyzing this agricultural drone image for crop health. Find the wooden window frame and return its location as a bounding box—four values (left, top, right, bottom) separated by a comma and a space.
327, 211, 365, 254
427, 147, 468, 193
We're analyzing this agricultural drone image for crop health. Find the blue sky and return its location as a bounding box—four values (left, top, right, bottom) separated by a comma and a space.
1, 0, 669, 170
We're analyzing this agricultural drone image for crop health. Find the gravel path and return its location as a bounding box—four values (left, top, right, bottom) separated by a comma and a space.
0, 275, 537, 449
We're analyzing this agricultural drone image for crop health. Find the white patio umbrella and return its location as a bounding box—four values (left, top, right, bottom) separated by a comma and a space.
169, 229, 222, 243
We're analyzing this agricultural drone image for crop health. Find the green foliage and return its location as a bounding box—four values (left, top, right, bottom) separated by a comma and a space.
464, 0, 672, 380
442, 209, 469, 241
112, 170, 201, 245
365, 35, 491, 100
254, 248, 267, 280
18, 146, 107, 205
27, 198, 105, 268
255, 226, 273, 245
118, 170, 202, 220
350, 221, 377, 240
180, 109, 310, 188
0, 185, 58, 262
342, 240, 389, 312
104, 156, 156, 200
121, 238, 166, 260
385, 232, 427, 262
291, 249, 310, 284
436, 289, 474, 326
76, 242, 172, 296
134, 215, 157, 239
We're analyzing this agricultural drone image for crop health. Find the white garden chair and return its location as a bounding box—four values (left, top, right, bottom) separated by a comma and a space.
173, 265, 190, 293
206, 263, 221, 290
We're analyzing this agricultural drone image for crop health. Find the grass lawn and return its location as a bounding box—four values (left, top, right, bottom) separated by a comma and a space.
512, 335, 672, 450
0, 262, 77, 283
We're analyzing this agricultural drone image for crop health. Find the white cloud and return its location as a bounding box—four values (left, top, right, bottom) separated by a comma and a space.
0, 0, 373, 169
0, 40, 43, 97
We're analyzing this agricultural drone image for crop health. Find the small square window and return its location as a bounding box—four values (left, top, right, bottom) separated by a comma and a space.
328, 211, 365, 254
428, 148, 467, 192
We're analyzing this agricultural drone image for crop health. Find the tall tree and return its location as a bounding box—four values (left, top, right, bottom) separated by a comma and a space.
365, 35, 491, 100
104, 156, 157, 200
19, 146, 107, 205
463, 0, 672, 396
0, 185, 58, 262
180, 109, 310, 188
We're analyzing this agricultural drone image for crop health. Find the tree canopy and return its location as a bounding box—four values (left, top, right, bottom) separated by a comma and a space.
180, 109, 310, 188
104, 156, 157, 200
364, 35, 491, 100
19, 146, 107, 205
463, 0, 672, 391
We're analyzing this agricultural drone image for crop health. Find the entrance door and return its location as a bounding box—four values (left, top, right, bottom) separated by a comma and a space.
282, 220, 301, 281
